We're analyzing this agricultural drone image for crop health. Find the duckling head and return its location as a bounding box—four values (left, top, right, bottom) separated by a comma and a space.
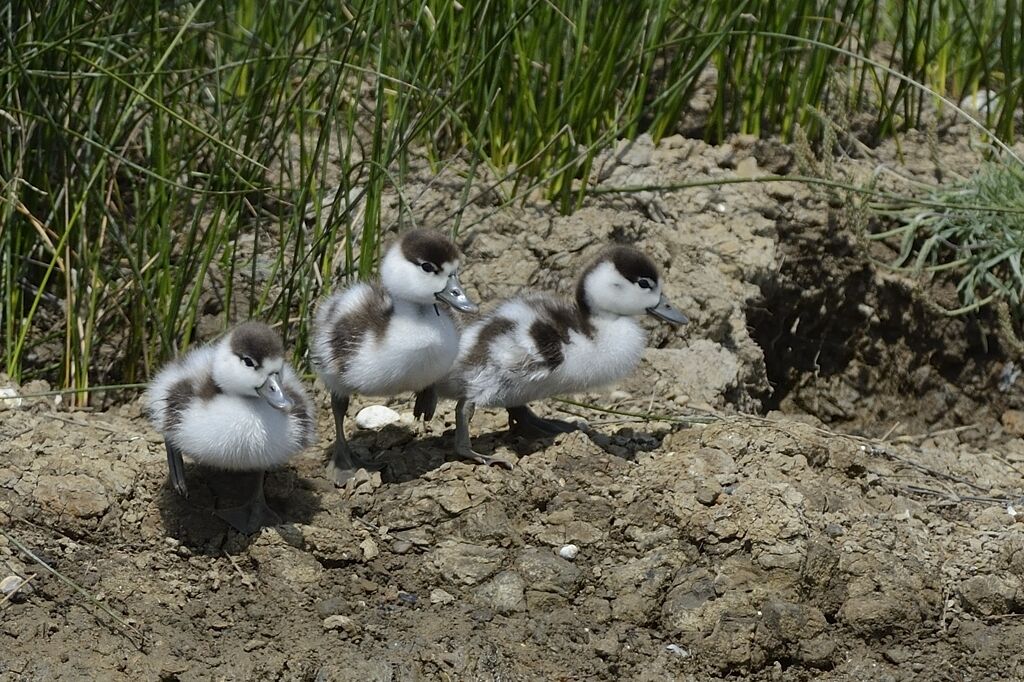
380, 229, 478, 313
576, 246, 689, 325
212, 321, 294, 410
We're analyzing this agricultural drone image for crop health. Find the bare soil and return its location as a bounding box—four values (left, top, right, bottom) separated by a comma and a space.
5, 129, 1024, 681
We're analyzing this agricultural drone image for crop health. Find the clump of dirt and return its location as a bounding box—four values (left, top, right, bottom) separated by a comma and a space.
4, 130, 1024, 680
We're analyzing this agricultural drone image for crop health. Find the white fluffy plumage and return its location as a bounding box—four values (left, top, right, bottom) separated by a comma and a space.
145, 326, 316, 471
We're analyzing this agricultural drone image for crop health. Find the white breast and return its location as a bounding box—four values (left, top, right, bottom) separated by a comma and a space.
146, 352, 314, 471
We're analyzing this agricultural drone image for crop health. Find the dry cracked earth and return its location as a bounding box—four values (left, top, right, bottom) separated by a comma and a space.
4, 129, 1024, 681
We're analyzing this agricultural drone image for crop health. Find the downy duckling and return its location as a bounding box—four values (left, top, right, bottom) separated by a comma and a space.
310, 229, 478, 485
145, 321, 315, 533
443, 245, 688, 466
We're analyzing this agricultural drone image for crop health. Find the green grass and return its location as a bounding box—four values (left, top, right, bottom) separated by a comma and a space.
1, 0, 1022, 398
870, 162, 1024, 316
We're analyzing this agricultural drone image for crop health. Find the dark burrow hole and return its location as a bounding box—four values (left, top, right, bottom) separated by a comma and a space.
744, 213, 1020, 438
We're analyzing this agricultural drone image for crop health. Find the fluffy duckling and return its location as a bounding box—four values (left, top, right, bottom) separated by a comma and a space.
145, 321, 315, 533
310, 229, 478, 485
443, 245, 688, 466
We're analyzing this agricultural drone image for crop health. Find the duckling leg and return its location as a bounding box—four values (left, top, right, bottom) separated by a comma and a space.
455, 398, 512, 469
506, 405, 578, 436
413, 385, 437, 421
327, 393, 383, 486
215, 471, 281, 534
165, 440, 188, 498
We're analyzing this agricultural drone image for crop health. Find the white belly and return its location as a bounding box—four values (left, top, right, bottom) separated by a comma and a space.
343, 305, 460, 396
170, 395, 307, 471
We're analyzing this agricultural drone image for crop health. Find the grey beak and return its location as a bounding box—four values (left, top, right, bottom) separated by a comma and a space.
435, 273, 478, 313
257, 372, 293, 410
646, 294, 689, 325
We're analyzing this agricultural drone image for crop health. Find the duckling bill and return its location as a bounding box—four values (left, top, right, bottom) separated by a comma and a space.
145, 321, 315, 533
441, 245, 687, 467
310, 229, 478, 486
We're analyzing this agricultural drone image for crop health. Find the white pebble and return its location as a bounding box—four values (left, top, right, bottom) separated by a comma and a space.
354, 405, 401, 430
559, 544, 579, 560
1, 575, 26, 595
0, 387, 23, 410
665, 644, 689, 657
430, 588, 455, 605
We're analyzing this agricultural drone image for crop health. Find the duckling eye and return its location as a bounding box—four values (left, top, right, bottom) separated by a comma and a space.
420, 262, 438, 274
637, 278, 654, 290
241, 355, 256, 368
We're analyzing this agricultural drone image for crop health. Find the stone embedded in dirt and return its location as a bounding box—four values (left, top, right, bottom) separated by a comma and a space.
959, 574, 1022, 616
838, 593, 922, 638
1001, 410, 1024, 437
513, 548, 582, 599
322, 615, 360, 637
558, 544, 579, 560
248, 535, 323, 586
429, 588, 454, 605
32, 474, 109, 519
474, 570, 527, 615
359, 537, 379, 561
755, 600, 835, 668
0, 386, 23, 410
315, 597, 349, 618
428, 541, 504, 586
0, 574, 31, 599
643, 342, 741, 408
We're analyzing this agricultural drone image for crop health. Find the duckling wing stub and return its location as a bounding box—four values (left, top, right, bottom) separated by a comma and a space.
528, 319, 568, 369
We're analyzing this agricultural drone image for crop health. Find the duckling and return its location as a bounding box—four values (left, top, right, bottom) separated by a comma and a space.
310, 229, 478, 485
443, 245, 688, 466
145, 321, 315, 533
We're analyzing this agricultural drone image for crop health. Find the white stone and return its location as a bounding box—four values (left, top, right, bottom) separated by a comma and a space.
430, 588, 455, 605
558, 544, 579, 560
1, 575, 26, 595
0, 387, 23, 410
354, 405, 401, 430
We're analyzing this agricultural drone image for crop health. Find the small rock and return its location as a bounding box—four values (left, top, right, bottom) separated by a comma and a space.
398, 591, 417, 605
665, 644, 689, 657
0, 575, 30, 598
592, 633, 621, 660
558, 544, 579, 561
322, 615, 360, 636
242, 638, 265, 652
430, 588, 455, 605
696, 484, 720, 506
315, 597, 349, 618
0, 387, 23, 410
825, 523, 845, 538
474, 571, 527, 615
514, 548, 582, 598
355, 405, 401, 430
392, 540, 413, 554
960, 574, 1020, 616
1003, 410, 1024, 437
359, 538, 379, 561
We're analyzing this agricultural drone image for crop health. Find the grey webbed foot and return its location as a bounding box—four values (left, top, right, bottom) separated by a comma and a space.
327, 392, 383, 486
455, 397, 513, 469
326, 443, 385, 487
216, 498, 282, 534
506, 405, 578, 437
215, 471, 281, 534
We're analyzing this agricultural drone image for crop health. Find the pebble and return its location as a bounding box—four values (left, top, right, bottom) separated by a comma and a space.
0, 575, 29, 596
392, 540, 413, 554
559, 544, 580, 560
359, 538, 379, 561
354, 405, 401, 430
666, 644, 689, 657
322, 615, 359, 636
430, 588, 455, 605
0, 387, 22, 410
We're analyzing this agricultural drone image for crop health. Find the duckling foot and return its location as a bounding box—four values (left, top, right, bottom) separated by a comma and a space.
506, 406, 578, 437
216, 500, 282, 535
326, 447, 384, 487
455, 446, 513, 470
214, 471, 281, 534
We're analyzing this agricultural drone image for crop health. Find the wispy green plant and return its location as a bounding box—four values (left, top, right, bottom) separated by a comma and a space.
870, 162, 1024, 316
2, 0, 1023, 397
